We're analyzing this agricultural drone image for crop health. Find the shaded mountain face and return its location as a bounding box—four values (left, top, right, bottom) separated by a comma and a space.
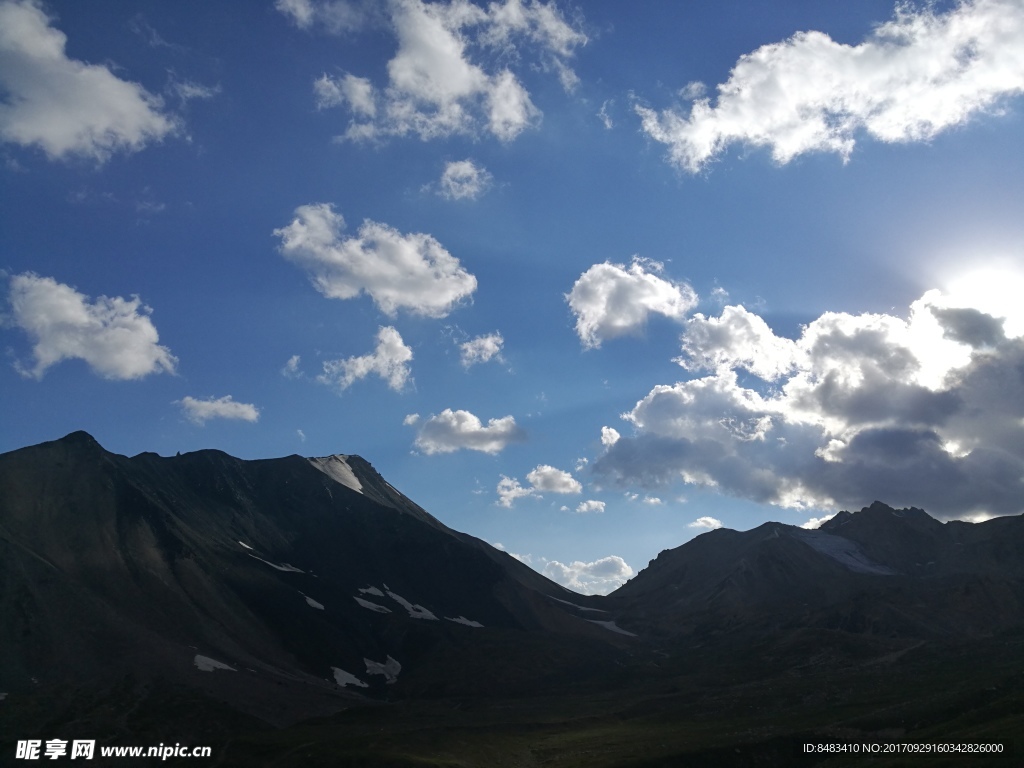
609, 500, 1024, 643
3, 432, 1023, 763
0, 432, 624, 726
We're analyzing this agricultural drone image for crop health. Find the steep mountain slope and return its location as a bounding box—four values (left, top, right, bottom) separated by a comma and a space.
0, 432, 622, 727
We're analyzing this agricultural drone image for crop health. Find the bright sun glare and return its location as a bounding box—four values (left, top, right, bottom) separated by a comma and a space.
940, 261, 1024, 338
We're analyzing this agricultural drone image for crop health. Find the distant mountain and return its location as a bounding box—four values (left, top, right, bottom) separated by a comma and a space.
2, 433, 1022, 766
609, 500, 1024, 642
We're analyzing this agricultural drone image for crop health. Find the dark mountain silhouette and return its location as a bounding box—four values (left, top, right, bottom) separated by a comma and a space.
2, 433, 1022, 766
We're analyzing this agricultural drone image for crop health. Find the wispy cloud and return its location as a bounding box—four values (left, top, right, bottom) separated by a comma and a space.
437, 159, 493, 200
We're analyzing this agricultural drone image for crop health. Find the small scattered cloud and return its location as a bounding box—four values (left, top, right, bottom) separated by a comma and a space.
0, 0, 179, 162
297, 428, 307, 442
275, 0, 370, 34
437, 159, 493, 200
637, 0, 1024, 172
412, 408, 524, 454
597, 99, 614, 129
575, 500, 605, 514
282, 354, 303, 378
178, 395, 260, 425
497, 463, 583, 506
600, 426, 620, 446
688, 516, 723, 530
541, 555, 633, 595
567, 256, 698, 348
527, 464, 582, 494
497, 475, 534, 508
6, 272, 177, 380
274, 203, 476, 318
319, 326, 412, 392
169, 78, 220, 103
459, 331, 504, 367
801, 513, 835, 530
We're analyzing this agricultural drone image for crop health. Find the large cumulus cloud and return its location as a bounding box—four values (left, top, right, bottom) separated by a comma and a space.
595, 288, 1024, 518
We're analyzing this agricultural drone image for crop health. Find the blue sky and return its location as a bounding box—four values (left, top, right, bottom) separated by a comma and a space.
3, 0, 1024, 593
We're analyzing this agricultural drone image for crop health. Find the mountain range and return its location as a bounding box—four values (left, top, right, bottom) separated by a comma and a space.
2, 432, 1022, 766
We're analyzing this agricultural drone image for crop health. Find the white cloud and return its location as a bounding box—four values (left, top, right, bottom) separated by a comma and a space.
597, 99, 613, 129
170, 79, 220, 103
527, 464, 582, 494
688, 516, 723, 530
314, 73, 376, 114
275, 0, 369, 34
179, 395, 260, 425
0, 0, 178, 161
282, 354, 302, 378
541, 555, 633, 595
496, 463, 584, 506
7, 272, 177, 380
801, 513, 835, 530
274, 203, 477, 318
600, 426, 620, 446
595, 282, 1024, 519
496, 475, 534, 508
567, 257, 698, 348
678, 305, 800, 380
403, 413, 421, 426
643, 496, 663, 505
312, 0, 585, 142
459, 331, 504, 367
438, 159, 493, 200
637, 0, 1024, 172
413, 408, 524, 454
319, 326, 412, 392
575, 500, 605, 514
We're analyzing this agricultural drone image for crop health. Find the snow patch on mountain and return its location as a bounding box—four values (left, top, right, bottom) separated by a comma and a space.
548, 595, 609, 613
248, 554, 304, 573
445, 616, 484, 627
358, 585, 384, 596
238, 541, 253, 550
354, 596, 391, 613
586, 620, 637, 637
386, 589, 438, 620
308, 455, 363, 494
332, 666, 369, 688
194, 655, 236, 672
791, 529, 897, 575
303, 594, 324, 609
364, 655, 401, 684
